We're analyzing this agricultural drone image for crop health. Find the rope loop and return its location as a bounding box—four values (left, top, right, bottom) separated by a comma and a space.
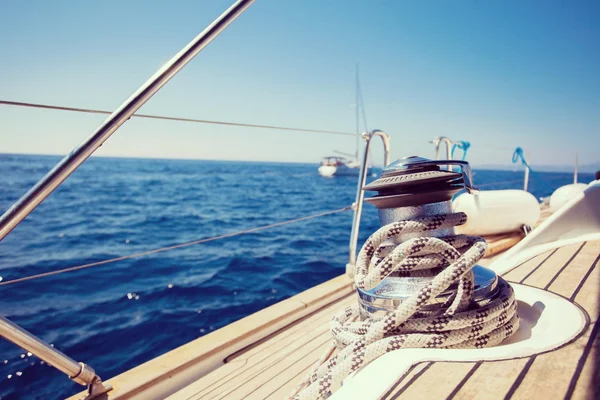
451, 140, 471, 161
0, 206, 352, 286
511, 146, 554, 194
512, 146, 528, 167
292, 213, 519, 400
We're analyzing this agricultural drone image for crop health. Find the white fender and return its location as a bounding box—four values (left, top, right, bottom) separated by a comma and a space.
453, 190, 540, 236
549, 183, 588, 212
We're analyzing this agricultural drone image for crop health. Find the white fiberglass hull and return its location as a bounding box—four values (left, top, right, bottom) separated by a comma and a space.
318, 165, 337, 177
319, 165, 371, 177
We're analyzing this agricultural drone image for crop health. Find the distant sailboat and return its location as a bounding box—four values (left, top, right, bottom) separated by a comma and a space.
318, 155, 362, 177
318, 65, 372, 177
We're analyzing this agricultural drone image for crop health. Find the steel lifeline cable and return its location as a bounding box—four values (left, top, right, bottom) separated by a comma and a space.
0, 206, 351, 286
290, 212, 519, 400
0, 100, 357, 137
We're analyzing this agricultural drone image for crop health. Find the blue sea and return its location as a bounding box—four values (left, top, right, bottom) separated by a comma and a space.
0, 154, 594, 400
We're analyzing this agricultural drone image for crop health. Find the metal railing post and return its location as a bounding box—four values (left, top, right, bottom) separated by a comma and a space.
430, 136, 454, 171
0, 0, 255, 242
346, 130, 391, 277
0, 0, 255, 396
0, 316, 110, 396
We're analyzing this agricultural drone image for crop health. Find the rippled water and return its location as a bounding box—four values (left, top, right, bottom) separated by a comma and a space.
0, 154, 594, 399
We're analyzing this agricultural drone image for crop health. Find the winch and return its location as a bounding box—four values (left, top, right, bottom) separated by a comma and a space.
291, 153, 520, 400
357, 156, 499, 318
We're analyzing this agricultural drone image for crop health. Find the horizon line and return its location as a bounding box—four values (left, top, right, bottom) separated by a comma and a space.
1, 151, 598, 174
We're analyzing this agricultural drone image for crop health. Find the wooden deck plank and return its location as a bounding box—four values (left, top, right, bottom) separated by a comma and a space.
449, 359, 531, 400
509, 329, 592, 399
247, 341, 335, 400
174, 311, 353, 400
165, 232, 600, 400
228, 293, 355, 362
225, 295, 354, 399
167, 293, 355, 400
508, 247, 599, 399
393, 241, 600, 400
548, 241, 600, 297
572, 250, 600, 322
208, 330, 330, 400
570, 320, 600, 400
265, 363, 313, 400
520, 243, 584, 288
381, 363, 433, 399
392, 362, 477, 399
214, 334, 332, 400
501, 249, 555, 282
171, 329, 330, 400
569, 252, 600, 399
484, 233, 525, 258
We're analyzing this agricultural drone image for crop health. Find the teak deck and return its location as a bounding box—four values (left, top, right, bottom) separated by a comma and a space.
71, 207, 599, 400
167, 241, 600, 400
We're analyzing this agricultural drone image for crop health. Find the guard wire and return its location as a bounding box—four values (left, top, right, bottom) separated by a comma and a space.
0, 206, 351, 287
0, 100, 358, 137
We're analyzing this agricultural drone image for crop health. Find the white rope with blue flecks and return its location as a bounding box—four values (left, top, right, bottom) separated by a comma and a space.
290, 212, 519, 400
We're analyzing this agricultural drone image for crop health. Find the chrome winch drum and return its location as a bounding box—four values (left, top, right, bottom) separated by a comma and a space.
357, 156, 499, 319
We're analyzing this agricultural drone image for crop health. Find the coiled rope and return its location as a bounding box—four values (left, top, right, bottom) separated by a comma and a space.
291, 212, 519, 400
0, 206, 351, 286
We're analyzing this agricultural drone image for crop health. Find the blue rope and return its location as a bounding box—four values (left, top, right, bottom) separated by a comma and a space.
451, 140, 470, 161
512, 147, 528, 167
511, 147, 554, 194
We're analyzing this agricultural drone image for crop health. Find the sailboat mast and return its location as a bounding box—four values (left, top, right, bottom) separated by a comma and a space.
355, 65, 360, 161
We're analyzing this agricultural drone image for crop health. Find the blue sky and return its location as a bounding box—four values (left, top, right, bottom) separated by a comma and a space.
0, 0, 598, 167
